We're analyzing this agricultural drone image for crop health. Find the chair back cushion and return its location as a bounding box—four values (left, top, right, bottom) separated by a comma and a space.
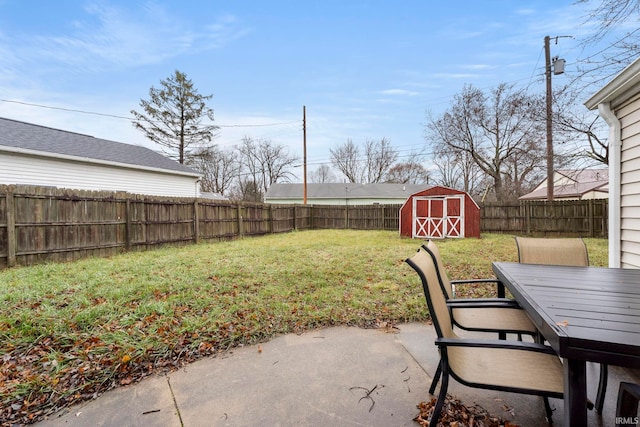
406, 248, 456, 339
425, 240, 454, 299
515, 236, 589, 266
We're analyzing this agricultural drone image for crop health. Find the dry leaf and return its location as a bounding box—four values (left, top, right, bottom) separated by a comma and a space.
556, 320, 569, 327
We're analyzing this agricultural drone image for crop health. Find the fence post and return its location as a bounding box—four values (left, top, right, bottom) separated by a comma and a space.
293, 205, 297, 231
6, 190, 15, 267
588, 199, 596, 237
193, 199, 200, 243
125, 199, 131, 251
345, 205, 349, 229
237, 203, 243, 237
310, 205, 314, 230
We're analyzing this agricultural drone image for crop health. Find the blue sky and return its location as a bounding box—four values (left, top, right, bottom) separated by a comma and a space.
0, 1, 612, 179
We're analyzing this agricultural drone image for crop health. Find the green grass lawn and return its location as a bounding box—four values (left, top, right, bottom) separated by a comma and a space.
0, 230, 607, 425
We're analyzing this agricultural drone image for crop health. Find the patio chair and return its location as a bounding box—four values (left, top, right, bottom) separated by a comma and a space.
421, 241, 539, 394
406, 247, 564, 427
515, 236, 608, 413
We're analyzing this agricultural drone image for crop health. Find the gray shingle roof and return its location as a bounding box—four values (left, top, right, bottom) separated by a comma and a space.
265, 183, 430, 199
0, 117, 198, 175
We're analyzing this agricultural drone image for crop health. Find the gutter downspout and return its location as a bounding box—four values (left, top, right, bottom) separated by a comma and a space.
598, 102, 621, 267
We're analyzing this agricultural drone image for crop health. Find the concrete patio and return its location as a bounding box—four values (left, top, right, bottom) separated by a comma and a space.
35, 322, 639, 427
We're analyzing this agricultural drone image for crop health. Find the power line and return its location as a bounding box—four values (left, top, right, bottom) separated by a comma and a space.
0, 98, 301, 129
0, 98, 133, 120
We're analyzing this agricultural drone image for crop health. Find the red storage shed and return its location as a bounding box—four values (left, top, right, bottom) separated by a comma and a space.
399, 186, 480, 238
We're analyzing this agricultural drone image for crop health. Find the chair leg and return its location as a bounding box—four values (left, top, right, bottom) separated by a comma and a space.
543, 396, 554, 425
429, 362, 449, 427
595, 363, 608, 413
429, 361, 442, 395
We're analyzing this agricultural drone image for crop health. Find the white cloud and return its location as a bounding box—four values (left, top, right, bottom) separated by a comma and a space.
379, 89, 420, 96
462, 64, 492, 71
4, 4, 250, 72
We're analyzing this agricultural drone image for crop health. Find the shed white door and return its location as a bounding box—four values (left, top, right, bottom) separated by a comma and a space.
412, 195, 465, 238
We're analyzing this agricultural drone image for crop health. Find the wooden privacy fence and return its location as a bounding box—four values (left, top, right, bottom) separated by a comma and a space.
0, 185, 608, 269
481, 199, 608, 237
0, 186, 401, 268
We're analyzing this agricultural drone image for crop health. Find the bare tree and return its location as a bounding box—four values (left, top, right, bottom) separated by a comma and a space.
187, 145, 241, 195
131, 70, 219, 164
329, 139, 361, 182
363, 138, 399, 183
431, 145, 486, 196
385, 162, 430, 184
309, 164, 337, 183
234, 178, 263, 203
238, 136, 298, 200
330, 137, 398, 183
549, 87, 609, 165
578, 0, 640, 46
426, 84, 546, 201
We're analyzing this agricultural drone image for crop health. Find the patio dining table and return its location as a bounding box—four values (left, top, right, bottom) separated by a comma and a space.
492, 262, 640, 427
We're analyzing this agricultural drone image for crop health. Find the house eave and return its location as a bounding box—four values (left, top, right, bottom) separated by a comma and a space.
585, 57, 640, 110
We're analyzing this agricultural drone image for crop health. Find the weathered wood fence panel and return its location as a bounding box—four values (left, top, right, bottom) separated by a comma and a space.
198, 201, 239, 240
0, 185, 609, 269
480, 199, 608, 237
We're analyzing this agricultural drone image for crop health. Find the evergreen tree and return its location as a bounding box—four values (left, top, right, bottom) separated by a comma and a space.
131, 70, 219, 164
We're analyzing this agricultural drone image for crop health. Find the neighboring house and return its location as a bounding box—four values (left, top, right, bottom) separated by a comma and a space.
0, 117, 201, 198
519, 169, 609, 201
264, 183, 428, 205
585, 57, 640, 268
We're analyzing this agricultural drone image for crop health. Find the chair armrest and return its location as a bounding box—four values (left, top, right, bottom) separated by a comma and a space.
450, 278, 500, 285
435, 337, 557, 356
446, 299, 520, 309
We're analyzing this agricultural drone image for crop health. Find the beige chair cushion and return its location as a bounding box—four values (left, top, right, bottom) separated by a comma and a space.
448, 345, 564, 394
451, 306, 537, 333
516, 237, 589, 266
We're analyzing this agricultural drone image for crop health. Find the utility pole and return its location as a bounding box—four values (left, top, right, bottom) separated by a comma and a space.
303, 105, 307, 205
544, 35, 568, 201
545, 35, 554, 201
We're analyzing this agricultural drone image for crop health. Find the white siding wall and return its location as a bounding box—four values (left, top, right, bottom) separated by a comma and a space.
0, 152, 199, 197
617, 93, 640, 268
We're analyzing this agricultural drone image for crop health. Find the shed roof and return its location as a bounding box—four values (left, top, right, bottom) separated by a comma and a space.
0, 117, 198, 176
265, 183, 428, 200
